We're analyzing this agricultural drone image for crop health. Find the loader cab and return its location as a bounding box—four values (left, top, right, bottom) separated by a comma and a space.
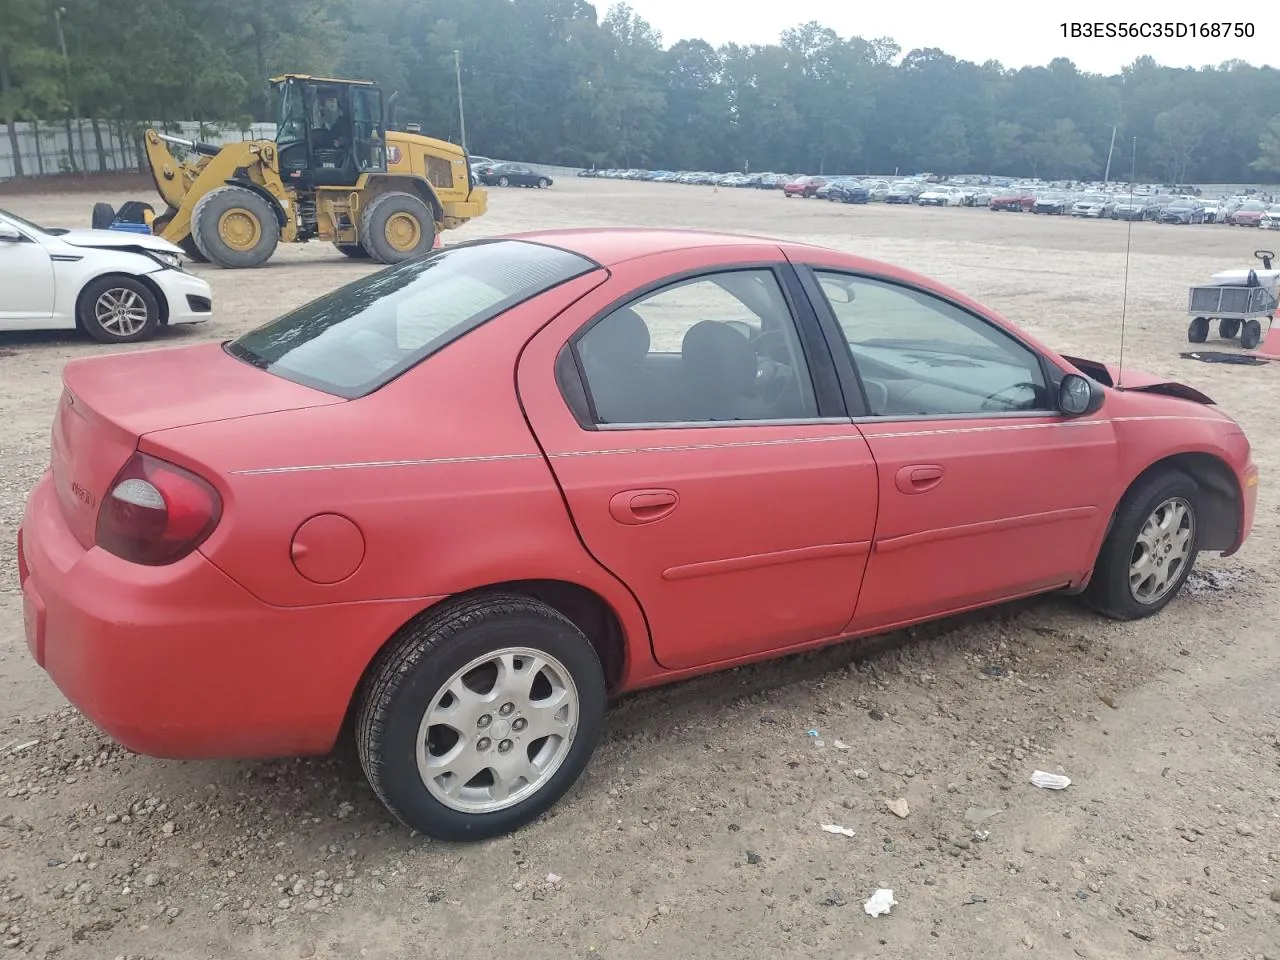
272, 75, 387, 188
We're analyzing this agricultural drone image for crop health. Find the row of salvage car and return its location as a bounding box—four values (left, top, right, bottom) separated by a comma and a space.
579, 167, 1275, 226
986, 189, 1278, 225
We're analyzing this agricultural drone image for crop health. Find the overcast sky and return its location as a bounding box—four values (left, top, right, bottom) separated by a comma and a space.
621, 1, 1276, 74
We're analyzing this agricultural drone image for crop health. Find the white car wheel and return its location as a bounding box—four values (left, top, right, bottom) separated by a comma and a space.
78, 275, 160, 344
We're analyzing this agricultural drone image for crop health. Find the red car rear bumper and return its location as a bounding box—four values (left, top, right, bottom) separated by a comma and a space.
18, 472, 433, 759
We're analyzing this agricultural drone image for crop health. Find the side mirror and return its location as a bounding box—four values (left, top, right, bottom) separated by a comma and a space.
0, 225, 22, 242
1058, 373, 1104, 416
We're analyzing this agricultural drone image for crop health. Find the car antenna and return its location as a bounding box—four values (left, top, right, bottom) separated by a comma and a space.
1116, 136, 1138, 388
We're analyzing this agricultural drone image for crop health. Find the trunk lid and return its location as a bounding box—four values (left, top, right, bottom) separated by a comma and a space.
51, 343, 342, 548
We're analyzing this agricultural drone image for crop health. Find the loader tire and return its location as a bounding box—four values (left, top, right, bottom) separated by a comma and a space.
360, 191, 436, 264
191, 185, 280, 268
151, 212, 207, 263
335, 243, 369, 259
178, 237, 209, 263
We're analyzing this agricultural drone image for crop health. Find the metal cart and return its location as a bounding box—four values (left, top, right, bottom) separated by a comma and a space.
1186, 249, 1279, 350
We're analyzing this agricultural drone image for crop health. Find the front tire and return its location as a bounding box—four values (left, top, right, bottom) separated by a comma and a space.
1188, 316, 1209, 343
77, 274, 161, 344
359, 191, 436, 264
190, 185, 280, 268
356, 594, 606, 842
1081, 470, 1200, 620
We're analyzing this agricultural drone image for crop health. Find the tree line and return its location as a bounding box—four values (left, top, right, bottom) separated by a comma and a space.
3, 0, 1279, 183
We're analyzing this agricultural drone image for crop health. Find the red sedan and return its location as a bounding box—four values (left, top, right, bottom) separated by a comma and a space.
18, 229, 1258, 841
989, 191, 1036, 212
783, 176, 826, 198
1226, 201, 1267, 226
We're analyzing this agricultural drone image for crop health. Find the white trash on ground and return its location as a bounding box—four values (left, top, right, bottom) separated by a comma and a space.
1030, 770, 1072, 789
864, 888, 897, 917
820, 823, 856, 838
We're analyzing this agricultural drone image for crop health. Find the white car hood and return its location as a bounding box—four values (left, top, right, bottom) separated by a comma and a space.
54, 228, 184, 255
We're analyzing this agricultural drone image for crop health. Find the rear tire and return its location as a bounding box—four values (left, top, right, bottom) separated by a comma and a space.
1187, 316, 1209, 343
178, 236, 209, 263
1218, 318, 1241, 340
358, 191, 436, 264
77, 274, 161, 344
151, 211, 207, 263
355, 593, 606, 841
190, 185, 280, 268
91, 202, 115, 230
1080, 470, 1200, 621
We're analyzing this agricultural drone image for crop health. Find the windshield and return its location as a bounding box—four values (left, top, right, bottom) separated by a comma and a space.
0, 209, 49, 233
225, 239, 597, 398
1242, 202, 1266, 211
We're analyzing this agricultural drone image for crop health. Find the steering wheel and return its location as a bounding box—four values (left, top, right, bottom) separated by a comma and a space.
746, 328, 800, 405
753, 358, 795, 405
861, 378, 890, 415
750, 328, 787, 359
980, 381, 1041, 412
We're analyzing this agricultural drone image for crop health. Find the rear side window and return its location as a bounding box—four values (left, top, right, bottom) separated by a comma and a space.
226, 239, 596, 397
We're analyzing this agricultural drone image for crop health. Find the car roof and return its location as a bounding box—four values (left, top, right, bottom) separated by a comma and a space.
504, 227, 796, 267
487, 226, 1060, 356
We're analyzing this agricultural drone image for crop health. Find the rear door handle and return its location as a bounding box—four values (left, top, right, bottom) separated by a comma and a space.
609, 489, 679, 525
895, 464, 944, 494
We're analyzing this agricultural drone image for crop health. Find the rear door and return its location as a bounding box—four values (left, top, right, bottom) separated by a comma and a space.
517, 245, 879, 671
793, 262, 1119, 632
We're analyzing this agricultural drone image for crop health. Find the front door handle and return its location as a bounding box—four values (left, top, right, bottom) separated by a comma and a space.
895, 464, 944, 494
609, 489, 679, 525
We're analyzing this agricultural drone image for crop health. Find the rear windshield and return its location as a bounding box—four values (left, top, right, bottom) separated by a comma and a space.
226, 239, 596, 398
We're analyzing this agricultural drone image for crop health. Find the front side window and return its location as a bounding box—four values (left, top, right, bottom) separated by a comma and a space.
227, 240, 596, 398
812, 270, 1050, 417
573, 268, 819, 426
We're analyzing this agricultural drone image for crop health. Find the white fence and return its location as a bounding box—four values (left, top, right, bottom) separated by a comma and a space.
1, 118, 584, 183
0, 119, 276, 180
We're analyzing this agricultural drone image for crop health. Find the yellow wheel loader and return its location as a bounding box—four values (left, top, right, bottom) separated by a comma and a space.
95, 75, 488, 268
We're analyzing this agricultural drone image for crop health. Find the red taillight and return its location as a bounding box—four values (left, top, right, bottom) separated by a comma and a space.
95, 452, 222, 565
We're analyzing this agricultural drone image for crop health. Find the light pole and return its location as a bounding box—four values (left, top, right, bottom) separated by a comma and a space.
454, 50, 467, 153
52, 4, 85, 174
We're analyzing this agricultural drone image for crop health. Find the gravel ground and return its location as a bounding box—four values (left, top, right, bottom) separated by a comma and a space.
1, 179, 1278, 960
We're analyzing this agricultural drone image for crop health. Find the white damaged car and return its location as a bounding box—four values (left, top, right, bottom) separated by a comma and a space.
917, 186, 965, 207
0, 207, 212, 344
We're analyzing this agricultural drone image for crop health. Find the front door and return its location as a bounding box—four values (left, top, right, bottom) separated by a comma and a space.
518, 248, 880, 671
0, 221, 56, 322
797, 266, 1119, 631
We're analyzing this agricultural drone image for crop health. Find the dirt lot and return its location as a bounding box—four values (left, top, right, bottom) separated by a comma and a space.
1, 179, 1278, 960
